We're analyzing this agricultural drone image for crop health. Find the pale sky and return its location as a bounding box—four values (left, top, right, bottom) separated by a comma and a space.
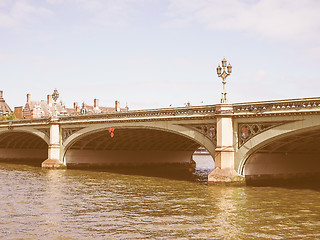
1, 0, 320, 110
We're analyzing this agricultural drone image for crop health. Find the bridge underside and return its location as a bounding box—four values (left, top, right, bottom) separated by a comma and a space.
65, 128, 201, 171
244, 130, 320, 186
0, 132, 48, 166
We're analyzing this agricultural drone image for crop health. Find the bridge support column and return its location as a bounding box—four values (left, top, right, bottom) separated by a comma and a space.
42, 119, 66, 169
208, 104, 245, 184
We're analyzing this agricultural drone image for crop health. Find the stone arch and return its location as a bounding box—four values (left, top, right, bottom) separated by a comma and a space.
236, 115, 320, 175
0, 128, 50, 145
61, 122, 216, 165
0, 129, 49, 164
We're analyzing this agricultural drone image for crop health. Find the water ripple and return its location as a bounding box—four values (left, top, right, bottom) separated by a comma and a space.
0, 163, 320, 239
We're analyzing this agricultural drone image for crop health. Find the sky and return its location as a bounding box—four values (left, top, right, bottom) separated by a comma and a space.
1, 0, 320, 110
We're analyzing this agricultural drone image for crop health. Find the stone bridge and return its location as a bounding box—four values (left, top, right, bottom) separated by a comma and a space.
1, 97, 320, 184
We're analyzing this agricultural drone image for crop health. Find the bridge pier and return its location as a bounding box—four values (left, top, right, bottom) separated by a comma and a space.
208, 104, 245, 185
42, 119, 66, 169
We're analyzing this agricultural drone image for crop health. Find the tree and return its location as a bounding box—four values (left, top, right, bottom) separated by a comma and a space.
0, 113, 16, 121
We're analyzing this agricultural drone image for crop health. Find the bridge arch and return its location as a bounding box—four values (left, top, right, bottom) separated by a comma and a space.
61, 122, 216, 169
0, 128, 50, 145
236, 115, 320, 177
0, 129, 49, 165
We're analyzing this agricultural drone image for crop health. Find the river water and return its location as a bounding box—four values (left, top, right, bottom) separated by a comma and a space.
0, 156, 320, 240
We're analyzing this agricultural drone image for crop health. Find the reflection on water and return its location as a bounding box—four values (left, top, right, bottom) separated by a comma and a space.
1, 160, 320, 239
212, 187, 243, 239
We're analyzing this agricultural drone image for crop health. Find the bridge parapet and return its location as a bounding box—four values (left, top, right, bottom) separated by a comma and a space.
0, 117, 49, 127
0, 105, 217, 128
58, 105, 216, 123
233, 97, 320, 116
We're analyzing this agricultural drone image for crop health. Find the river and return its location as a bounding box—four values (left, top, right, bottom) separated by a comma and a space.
0, 156, 320, 239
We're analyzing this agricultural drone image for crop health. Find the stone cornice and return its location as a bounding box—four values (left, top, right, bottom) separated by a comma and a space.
233, 97, 320, 116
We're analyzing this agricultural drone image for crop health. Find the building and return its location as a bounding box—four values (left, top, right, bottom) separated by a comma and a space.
14, 106, 23, 119
74, 99, 128, 115
15, 93, 129, 119
0, 90, 13, 116
20, 93, 67, 119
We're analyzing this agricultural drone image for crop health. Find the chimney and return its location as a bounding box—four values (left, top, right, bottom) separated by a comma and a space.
47, 94, 53, 107
115, 100, 120, 112
27, 94, 31, 105
0, 90, 3, 99
74, 102, 79, 111
94, 99, 99, 108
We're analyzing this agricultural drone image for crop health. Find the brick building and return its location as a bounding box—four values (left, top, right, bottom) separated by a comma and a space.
15, 93, 128, 119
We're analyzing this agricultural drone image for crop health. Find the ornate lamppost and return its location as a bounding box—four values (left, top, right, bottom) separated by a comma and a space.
217, 57, 232, 104
52, 88, 59, 118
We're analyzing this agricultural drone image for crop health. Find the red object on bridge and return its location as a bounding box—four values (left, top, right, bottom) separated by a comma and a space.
108, 127, 115, 137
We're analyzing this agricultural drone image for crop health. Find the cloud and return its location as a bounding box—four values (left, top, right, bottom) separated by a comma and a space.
0, 0, 151, 30
164, 0, 320, 44
0, 0, 53, 29
46, 0, 152, 27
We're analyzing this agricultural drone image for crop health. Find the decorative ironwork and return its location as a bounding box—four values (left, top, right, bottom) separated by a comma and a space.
52, 88, 59, 102
37, 128, 50, 137
238, 122, 289, 147
62, 127, 84, 142
52, 88, 59, 118
185, 124, 217, 145
217, 57, 232, 103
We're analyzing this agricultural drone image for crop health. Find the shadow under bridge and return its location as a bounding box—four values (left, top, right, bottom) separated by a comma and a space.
0, 131, 48, 166
64, 128, 203, 171
243, 128, 320, 186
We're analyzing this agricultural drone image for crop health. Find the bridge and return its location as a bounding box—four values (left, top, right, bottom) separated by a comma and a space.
0, 97, 320, 184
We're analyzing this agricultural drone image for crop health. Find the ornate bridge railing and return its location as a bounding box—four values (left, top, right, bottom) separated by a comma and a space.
0, 117, 50, 127
233, 97, 320, 116
58, 105, 217, 123
0, 105, 217, 127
